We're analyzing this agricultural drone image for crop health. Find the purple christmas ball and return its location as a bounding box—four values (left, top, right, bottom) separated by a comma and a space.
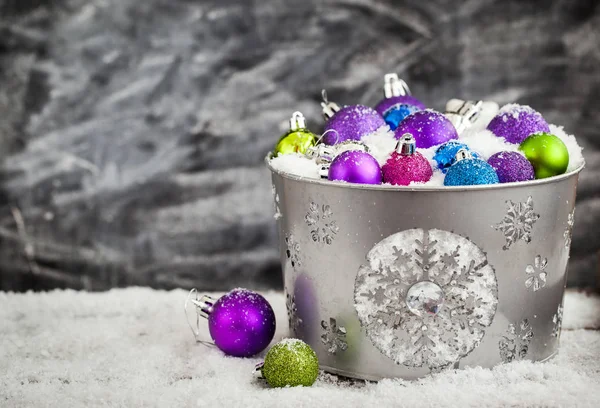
323, 105, 386, 145
394, 110, 458, 148
487, 104, 550, 144
208, 289, 276, 357
487, 151, 535, 183
374, 95, 426, 116
328, 150, 382, 185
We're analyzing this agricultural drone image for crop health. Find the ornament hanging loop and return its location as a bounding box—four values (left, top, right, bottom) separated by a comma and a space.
384, 73, 411, 98
289, 111, 306, 131
455, 148, 473, 162
396, 133, 416, 155
321, 89, 341, 119
253, 362, 266, 379
184, 289, 216, 341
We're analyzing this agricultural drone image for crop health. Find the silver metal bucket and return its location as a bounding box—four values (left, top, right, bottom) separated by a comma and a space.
268, 157, 583, 381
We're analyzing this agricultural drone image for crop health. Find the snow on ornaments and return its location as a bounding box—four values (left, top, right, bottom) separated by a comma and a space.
395, 109, 459, 148
354, 228, 498, 370
184, 289, 276, 357
255, 339, 319, 388
487, 104, 550, 144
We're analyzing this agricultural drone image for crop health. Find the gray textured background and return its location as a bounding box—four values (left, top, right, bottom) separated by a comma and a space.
0, 0, 598, 292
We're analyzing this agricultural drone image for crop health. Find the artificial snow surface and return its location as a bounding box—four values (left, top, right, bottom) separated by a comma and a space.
1, 288, 599, 407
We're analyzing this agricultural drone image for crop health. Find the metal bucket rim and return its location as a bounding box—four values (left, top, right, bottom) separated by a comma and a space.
265, 154, 585, 192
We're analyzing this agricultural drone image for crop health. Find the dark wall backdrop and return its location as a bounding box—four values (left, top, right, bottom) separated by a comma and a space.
0, 0, 599, 292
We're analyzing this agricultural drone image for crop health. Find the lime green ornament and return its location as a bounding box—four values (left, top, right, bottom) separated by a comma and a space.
274, 112, 317, 156
257, 339, 319, 388
519, 132, 569, 179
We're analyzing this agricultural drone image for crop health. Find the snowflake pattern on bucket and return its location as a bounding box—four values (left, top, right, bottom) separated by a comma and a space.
564, 208, 575, 248
499, 319, 534, 363
525, 255, 548, 292
285, 234, 301, 269
286, 292, 302, 334
354, 228, 498, 370
551, 304, 563, 338
271, 185, 282, 220
321, 318, 348, 355
494, 196, 540, 250
305, 202, 339, 244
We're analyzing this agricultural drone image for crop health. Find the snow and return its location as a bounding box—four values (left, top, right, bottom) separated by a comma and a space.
549, 124, 585, 172
0, 288, 598, 407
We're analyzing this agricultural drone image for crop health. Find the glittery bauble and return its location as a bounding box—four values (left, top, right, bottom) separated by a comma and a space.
394, 110, 458, 148
383, 104, 421, 130
328, 150, 382, 185
323, 105, 386, 145
274, 129, 317, 156
382, 151, 432, 186
488, 151, 535, 183
519, 133, 569, 179
374, 95, 426, 116
487, 104, 550, 144
433, 141, 481, 173
208, 289, 276, 357
262, 339, 319, 388
444, 158, 499, 186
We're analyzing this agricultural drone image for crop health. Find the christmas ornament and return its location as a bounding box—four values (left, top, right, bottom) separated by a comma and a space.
306, 139, 370, 179
274, 111, 317, 156
394, 109, 458, 148
487, 104, 550, 144
255, 339, 319, 388
184, 288, 275, 357
321, 90, 386, 145
487, 151, 535, 183
519, 132, 569, 179
444, 149, 499, 186
328, 149, 382, 185
444, 99, 483, 134
374, 73, 425, 130
382, 133, 433, 185
433, 140, 480, 173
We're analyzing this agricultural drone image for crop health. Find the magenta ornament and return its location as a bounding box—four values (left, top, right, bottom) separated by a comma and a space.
188, 288, 276, 357
394, 110, 458, 148
328, 150, 382, 185
486, 104, 550, 144
488, 151, 535, 183
382, 134, 433, 186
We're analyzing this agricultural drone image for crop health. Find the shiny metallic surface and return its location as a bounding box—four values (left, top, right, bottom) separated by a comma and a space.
384, 73, 411, 98
405, 281, 445, 317
268, 157, 583, 380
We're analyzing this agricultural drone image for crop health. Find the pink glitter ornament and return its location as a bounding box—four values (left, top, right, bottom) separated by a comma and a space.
382, 133, 433, 186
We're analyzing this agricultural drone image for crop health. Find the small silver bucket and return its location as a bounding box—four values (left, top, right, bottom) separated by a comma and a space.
267, 157, 584, 381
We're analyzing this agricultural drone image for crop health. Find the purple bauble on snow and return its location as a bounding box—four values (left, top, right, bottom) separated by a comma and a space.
323, 105, 386, 145
328, 150, 382, 185
487, 104, 550, 144
394, 110, 458, 148
374, 95, 426, 116
487, 151, 535, 183
208, 289, 276, 357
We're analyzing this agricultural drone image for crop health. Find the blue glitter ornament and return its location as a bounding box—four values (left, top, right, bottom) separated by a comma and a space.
383, 104, 421, 130
433, 141, 480, 173
444, 149, 499, 186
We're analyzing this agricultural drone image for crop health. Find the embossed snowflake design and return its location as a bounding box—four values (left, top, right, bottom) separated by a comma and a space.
305, 202, 339, 244
321, 318, 348, 355
564, 209, 575, 248
354, 229, 498, 370
286, 292, 302, 334
499, 319, 534, 363
285, 234, 301, 269
271, 185, 282, 220
552, 304, 563, 338
525, 255, 548, 292
494, 196, 540, 250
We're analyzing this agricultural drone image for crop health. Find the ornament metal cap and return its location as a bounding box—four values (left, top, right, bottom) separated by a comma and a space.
396, 133, 416, 155
253, 362, 266, 379
321, 89, 341, 119
454, 148, 474, 162
184, 288, 216, 340
444, 99, 483, 134
384, 73, 411, 98
306, 143, 336, 164
336, 140, 370, 154
289, 111, 306, 131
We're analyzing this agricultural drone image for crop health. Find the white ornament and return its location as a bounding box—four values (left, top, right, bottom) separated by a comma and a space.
354, 228, 498, 370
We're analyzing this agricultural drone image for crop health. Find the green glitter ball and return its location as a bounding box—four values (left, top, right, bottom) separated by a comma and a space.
262, 339, 319, 388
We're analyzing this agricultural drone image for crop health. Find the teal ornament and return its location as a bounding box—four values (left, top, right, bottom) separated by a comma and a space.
444, 149, 499, 186
383, 104, 421, 130
434, 141, 480, 173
